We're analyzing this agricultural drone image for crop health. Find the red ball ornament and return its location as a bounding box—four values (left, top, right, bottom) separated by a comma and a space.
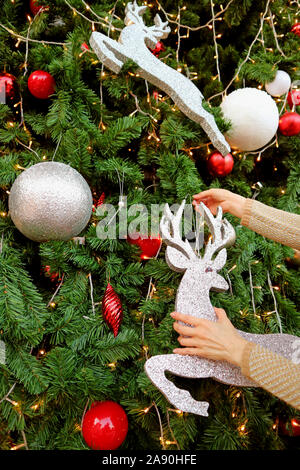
80, 42, 90, 52
150, 41, 165, 57
93, 192, 105, 212
291, 22, 300, 37
42, 265, 61, 283
127, 234, 162, 260
82, 401, 128, 450
30, 0, 49, 16
102, 283, 123, 337
207, 151, 234, 177
287, 90, 300, 109
0, 72, 18, 103
138, 235, 162, 259
278, 112, 300, 136
28, 70, 56, 99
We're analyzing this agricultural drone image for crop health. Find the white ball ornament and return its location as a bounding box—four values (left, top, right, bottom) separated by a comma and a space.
220, 88, 279, 151
265, 70, 291, 97
9, 162, 93, 242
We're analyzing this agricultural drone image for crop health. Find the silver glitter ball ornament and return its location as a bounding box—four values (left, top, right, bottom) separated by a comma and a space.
9, 162, 93, 242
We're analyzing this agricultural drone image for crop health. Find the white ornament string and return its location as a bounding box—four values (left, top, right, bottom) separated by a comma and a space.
166, 409, 180, 450
210, 0, 221, 82
0, 383, 16, 405
46, 273, 65, 308
152, 401, 166, 450
248, 262, 256, 316
268, 8, 286, 57
267, 270, 283, 334
141, 241, 162, 351
23, 8, 44, 77
20, 430, 29, 450
88, 273, 96, 316
106, 168, 126, 226
52, 132, 63, 161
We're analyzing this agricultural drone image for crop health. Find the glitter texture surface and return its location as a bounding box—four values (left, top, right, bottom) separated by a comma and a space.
144, 201, 299, 416
9, 162, 93, 242
89, 1, 231, 157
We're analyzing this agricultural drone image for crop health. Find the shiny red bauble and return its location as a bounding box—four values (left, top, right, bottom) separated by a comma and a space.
80, 42, 90, 52
287, 90, 300, 109
28, 70, 56, 99
150, 41, 165, 57
291, 22, 300, 37
207, 151, 234, 177
278, 112, 300, 136
128, 234, 162, 259
82, 401, 128, 450
138, 236, 162, 259
0, 72, 18, 103
30, 0, 49, 16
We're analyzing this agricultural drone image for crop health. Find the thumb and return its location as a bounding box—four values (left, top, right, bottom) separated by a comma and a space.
214, 307, 228, 322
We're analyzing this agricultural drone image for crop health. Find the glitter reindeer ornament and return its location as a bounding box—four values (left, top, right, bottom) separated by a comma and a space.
144, 201, 298, 416
90, 1, 230, 156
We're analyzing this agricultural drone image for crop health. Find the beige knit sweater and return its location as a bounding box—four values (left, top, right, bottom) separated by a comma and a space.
240, 198, 300, 410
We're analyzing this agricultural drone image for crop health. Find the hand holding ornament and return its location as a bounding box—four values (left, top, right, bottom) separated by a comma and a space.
192, 188, 247, 219
171, 308, 249, 367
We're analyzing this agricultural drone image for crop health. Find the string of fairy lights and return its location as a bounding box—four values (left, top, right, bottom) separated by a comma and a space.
0, 0, 298, 450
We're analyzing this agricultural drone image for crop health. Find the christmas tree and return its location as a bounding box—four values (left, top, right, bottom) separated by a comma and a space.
0, 0, 299, 451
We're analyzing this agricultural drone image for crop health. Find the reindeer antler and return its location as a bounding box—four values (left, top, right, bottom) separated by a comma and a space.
124, 1, 147, 26
160, 200, 197, 260
148, 14, 171, 39
197, 202, 236, 261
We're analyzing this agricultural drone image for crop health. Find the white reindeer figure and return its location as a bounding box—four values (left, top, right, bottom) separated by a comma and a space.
144, 201, 298, 416
90, 1, 231, 156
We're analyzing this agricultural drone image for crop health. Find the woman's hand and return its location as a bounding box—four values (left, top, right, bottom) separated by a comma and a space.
192, 188, 247, 219
171, 307, 249, 367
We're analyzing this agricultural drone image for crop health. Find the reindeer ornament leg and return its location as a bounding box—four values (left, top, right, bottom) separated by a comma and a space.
90, 33, 125, 74
145, 354, 213, 416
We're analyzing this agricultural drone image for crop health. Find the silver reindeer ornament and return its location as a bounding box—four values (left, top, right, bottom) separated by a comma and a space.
90, 1, 231, 156
144, 201, 298, 416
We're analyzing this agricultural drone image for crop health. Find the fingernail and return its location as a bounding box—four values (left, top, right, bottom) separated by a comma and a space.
170, 312, 176, 317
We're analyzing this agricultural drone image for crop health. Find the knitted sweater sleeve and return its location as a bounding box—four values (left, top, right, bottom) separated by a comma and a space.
240, 199, 300, 409
240, 198, 300, 251
241, 343, 300, 410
